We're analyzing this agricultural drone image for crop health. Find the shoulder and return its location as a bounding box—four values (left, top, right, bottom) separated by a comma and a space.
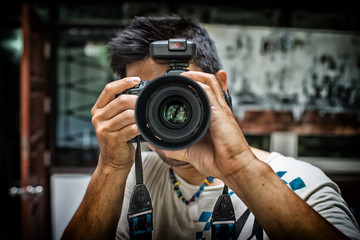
266, 152, 360, 238
265, 152, 340, 196
266, 152, 332, 181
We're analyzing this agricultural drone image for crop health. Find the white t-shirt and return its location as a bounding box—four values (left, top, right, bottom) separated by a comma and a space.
116, 151, 360, 239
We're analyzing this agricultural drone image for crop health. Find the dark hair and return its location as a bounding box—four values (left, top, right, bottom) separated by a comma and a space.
107, 14, 222, 78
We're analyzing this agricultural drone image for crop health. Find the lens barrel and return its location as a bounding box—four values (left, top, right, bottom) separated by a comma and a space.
135, 75, 210, 150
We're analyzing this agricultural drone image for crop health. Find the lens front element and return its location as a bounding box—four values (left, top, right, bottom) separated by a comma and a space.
163, 101, 188, 125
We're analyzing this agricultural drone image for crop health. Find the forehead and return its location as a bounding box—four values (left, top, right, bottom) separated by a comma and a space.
126, 58, 202, 80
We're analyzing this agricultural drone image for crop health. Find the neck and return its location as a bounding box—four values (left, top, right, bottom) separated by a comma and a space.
172, 165, 223, 186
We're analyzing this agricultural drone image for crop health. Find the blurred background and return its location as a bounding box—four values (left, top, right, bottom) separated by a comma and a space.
1, 0, 359, 239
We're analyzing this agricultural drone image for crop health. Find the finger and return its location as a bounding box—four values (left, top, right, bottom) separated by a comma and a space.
187, 75, 230, 115
93, 77, 141, 111
95, 116, 140, 143
196, 81, 220, 108
109, 123, 140, 143
107, 109, 137, 132
181, 71, 229, 111
96, 94, 138, 121
116, 123, 140, 142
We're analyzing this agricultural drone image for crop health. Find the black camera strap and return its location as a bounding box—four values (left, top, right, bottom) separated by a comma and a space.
222, 89, 233, 111
128, 137, 153, 240
210, 185, 236, 240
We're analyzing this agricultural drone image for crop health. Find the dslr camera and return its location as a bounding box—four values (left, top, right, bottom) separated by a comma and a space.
123, 39, 211, 150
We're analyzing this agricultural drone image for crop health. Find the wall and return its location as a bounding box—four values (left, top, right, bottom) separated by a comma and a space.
51, 174, 91, 240
206, 24, 360, 135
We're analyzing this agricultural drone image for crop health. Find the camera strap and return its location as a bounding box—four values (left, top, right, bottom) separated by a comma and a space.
222, 89, 233, 111
210, 185, 236, 240
128, 137, 153, 240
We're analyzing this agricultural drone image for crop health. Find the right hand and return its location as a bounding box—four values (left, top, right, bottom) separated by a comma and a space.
91, 77, 142, 171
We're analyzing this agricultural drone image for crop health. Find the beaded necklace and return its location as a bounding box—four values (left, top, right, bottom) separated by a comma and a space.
169, 167, 214, 206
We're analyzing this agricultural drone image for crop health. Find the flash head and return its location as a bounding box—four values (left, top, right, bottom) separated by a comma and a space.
150, 39, 196, 62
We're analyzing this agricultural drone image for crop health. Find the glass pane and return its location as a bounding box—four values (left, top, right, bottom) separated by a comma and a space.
55, 28, 114, 167
298, 135, 360, 158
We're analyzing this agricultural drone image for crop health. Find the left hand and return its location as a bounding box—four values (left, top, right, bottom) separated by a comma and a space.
158, 71, 257, 179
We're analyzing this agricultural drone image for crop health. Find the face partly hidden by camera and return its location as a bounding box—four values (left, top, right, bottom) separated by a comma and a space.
123, 39, 212, 151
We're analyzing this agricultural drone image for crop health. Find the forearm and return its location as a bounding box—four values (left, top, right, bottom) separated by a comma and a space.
223, 153, 348, 240
61, 159, 132, 240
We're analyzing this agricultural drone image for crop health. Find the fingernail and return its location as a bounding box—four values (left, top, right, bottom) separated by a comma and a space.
130, 77, 141, 83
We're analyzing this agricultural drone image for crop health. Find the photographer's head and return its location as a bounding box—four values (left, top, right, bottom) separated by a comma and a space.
107, 15, 230, 166
107, 14, 222, 78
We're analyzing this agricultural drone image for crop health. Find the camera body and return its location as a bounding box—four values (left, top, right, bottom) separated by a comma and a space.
123, 39, 211, 150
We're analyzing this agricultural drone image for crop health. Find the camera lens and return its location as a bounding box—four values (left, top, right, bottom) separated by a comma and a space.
135, 75, 210, 150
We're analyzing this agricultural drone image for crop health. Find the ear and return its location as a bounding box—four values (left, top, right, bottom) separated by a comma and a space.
215, 70, 228, 91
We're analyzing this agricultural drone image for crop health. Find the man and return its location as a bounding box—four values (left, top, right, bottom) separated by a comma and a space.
62, 15, 360, 239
